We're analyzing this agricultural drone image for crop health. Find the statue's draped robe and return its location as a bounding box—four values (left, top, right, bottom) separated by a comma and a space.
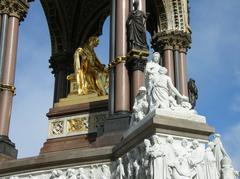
204, 147, 219, 179
188, 146, 205, 179
145, 62, 170, 110
127, 10, 147, 50
213, 139, 228, 174
74, 46, 108, 96
150, 144, 167, 179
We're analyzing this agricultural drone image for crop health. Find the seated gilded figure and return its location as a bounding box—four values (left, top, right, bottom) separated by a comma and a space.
73, 36, 109, 96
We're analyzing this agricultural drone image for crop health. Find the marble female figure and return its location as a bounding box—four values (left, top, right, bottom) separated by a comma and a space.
149, 135, 167, 179
145, 53, 188, 110
188, 140, 205, 179
203, 142, 219, 179
213, 133, 230, 174
115, 158, 126, 179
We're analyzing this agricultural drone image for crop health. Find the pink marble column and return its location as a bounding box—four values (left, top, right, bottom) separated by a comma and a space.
115, 0, 130, 113
0, 15, 2, 35
179, 48, 188, 96
0, 16, 19, 136
138, 0, 146, 12
132, 69, 144, 105
163, 44, 175, 84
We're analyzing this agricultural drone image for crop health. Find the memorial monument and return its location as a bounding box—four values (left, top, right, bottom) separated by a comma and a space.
0, 0, 239, 178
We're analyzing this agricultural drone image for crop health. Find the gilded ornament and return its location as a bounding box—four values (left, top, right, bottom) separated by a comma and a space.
67, 118, 88, 133
0, 83, 16, 94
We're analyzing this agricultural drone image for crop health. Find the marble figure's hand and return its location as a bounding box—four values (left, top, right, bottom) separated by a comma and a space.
181, 95, 189, 101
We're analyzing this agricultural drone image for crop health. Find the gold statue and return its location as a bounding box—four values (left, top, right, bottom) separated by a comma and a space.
74, 36, 109, 96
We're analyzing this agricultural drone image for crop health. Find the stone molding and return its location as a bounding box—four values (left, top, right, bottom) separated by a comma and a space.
0, 0, 28, 21
126, 56, 147, 72
49, 52, 74, 74
152, 31, 191, 52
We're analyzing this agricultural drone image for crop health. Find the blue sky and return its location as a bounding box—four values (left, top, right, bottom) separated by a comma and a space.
9, 0, 240, 169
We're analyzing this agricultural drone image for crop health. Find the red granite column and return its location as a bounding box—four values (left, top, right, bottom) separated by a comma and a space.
115, 0, 130, 113
0, 15, 2, 36
0, 14, 9, 80
0, 16, 19, 136
163, 44, 175, 84
138, 0, 146, 12
0, 0, 28, 160
108, 0, 116, 115
179, 47, 188, 96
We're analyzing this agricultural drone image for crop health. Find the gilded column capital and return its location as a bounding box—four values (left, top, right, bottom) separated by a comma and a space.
0, 0, 29, 21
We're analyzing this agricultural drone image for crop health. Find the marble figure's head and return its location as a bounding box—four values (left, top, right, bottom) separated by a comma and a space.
66, 168, 76, 177
166, 136, 174, 144
118, 157, 123, 164
208, 141, 215, 150
153, 52, 160, 63
144, 139, 151, 148
139, 86, 146, 96
151, 135, 159, 144
191, 140, 199, 149
181, 139, 188, 147
101, 165, 109, 173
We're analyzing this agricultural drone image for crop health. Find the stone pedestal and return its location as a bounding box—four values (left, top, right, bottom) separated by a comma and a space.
0, 136, 17, 162
41, 95, 109, 154
0, 111, 215, 178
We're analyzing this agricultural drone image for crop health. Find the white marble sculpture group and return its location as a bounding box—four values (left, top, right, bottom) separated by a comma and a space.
131, 52, 193, 126
9, 164, 111, 179
112, 134, 239, 179
9, 133, 239, 179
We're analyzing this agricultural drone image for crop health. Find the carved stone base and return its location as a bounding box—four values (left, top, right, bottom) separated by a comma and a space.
42, 99, 109, 154
0, 136, 17, 161
1, 112, 238, 179
96, 113, 131, 147
40, 133, 97, 154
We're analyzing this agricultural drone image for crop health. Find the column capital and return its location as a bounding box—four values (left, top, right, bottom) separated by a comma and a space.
0, 0, 29, 21
152, 31, 191, 51
49, 52, 74, 74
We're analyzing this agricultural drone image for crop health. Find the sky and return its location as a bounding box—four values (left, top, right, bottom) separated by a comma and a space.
8, 0, 240, 170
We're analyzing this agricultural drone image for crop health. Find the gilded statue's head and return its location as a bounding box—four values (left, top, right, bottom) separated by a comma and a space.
89, 36, 99, 47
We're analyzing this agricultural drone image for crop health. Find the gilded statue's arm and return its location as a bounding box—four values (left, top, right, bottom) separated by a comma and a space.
74, 47, 85, 95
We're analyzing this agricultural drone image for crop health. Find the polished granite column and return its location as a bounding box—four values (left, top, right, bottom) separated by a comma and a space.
114, 0, 130, 113
163, 44, 175, 84
179, 47, 188, 96
0, 0, 28, 160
